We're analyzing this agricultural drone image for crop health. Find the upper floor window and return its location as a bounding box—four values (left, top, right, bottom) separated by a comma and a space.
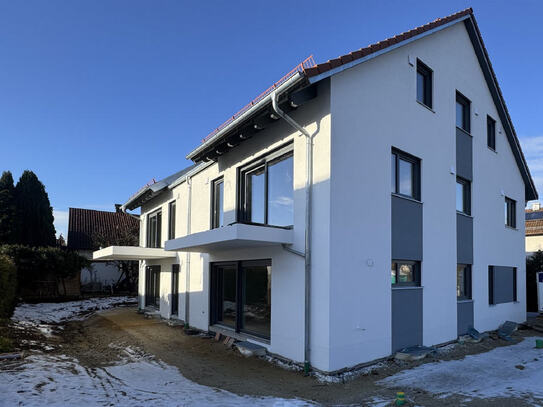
391, 260, 421, 286
487, 115, 496, 150
456, 177, 471, 215
147, 210, 162, 248
391, 149, 421, 200
416, 59, 432, 108
456, 92, 471, 133
211, 177, 224, 229
168, 201, 176, 240
505, 197, 516, 228
239, 146, 293, 227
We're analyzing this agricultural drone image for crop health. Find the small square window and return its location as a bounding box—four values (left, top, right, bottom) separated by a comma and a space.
456, 177, 471, 215
487, 115, 496, 150
505, 197, 516, 228
456, 92, 471, 133
416, 59, 432, 108
391, 149, 421, 200
391, 261, 421, 286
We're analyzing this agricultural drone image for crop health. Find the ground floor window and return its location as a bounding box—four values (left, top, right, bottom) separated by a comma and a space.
391, 260, 420, 286
457, 264, 472, 300
145, 265, 160, 307
210, 259, 271, 339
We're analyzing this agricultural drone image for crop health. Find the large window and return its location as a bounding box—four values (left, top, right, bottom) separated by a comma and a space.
456, 177, 471, 215
391, 149, 421, 200
211, 177, 224, 229
211, 259, 271, 339
147, 210, 162, 248
457, 264, 472, 300
416, 59, 432, 108
456, 92, 471, 133
487, 115, 496, 150
240, 147, 293, 227
505, 197, 516, 228
168, 201, 176, 240
391, 261, 421, 286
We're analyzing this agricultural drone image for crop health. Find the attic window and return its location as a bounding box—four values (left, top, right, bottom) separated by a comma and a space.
416, 59, 432, 109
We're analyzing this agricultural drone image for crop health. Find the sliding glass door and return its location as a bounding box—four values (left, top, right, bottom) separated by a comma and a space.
211, 259, 271, 339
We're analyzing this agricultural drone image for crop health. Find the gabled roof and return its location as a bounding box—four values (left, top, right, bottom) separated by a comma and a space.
123, 164, 198, 211
302, 8, 536, 201
67, 207, 139, 251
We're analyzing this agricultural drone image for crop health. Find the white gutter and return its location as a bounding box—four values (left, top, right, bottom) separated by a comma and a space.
271, 90, 313, 374
186, 72, 305, 161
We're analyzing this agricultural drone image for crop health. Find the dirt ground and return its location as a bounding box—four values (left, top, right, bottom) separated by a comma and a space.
28, 306, 535, 406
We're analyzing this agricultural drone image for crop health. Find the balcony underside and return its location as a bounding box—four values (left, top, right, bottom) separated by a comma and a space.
92, 246, 176, 261
165, 223, 293, 253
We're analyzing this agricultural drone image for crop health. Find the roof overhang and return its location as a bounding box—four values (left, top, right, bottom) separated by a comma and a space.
93, 246, 176, 261
164, 223, 293, 253
186, 72, 311, 163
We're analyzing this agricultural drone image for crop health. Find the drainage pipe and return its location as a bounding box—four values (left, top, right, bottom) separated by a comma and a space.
271, 90, 313, 374
184, 175, 192, 328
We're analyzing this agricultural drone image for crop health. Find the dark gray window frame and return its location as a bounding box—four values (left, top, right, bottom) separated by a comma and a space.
391, 260, 421, 287
416, 59, 433, 109
146, 209, 162, 248
489, 265, 517, 304
487, 115, 496, 151
211, 177, 224, 229
505, 196, 516, 228
209, 259, 272, 340
457, 264, 472, 300
456, 176, 471, 216
168, 201, 176, 240
237, 143, 294, 228
391, 148, 421, 201
456, 91, 471, 133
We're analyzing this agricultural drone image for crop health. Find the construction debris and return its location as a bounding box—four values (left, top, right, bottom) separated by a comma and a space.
235, 341, 267, 357
498, 321, 518, 341
0, 351, 24, 361
394, 346, 436, 361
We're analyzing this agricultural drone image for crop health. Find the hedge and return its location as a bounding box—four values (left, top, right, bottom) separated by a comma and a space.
0, 255, 16, 319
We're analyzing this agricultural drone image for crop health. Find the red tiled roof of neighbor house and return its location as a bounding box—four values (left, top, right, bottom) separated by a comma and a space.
526, 219, 543, 236
303, 8, 473, 78
526, 209, 543, 236
67, 207, 139, 251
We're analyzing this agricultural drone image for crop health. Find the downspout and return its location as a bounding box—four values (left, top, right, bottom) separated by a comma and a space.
271, 90, 313, 374
184, 175, 192, 328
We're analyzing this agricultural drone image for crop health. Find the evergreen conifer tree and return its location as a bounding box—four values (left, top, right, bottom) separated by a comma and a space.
0, 171, 17, 244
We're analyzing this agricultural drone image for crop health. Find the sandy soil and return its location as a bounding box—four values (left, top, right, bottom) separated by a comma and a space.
43, 306, 538, 406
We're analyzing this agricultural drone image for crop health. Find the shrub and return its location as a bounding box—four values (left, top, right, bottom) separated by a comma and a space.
0, 336, 13, 352
0, 255, 17, 319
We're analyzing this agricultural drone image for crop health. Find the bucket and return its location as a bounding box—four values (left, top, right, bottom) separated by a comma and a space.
536, 339, 543, 349
395, 391, 406, 406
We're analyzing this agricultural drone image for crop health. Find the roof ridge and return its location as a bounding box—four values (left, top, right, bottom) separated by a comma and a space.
304, 8, 473, 78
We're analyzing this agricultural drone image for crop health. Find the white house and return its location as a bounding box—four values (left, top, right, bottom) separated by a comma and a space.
94, 8, 537, 373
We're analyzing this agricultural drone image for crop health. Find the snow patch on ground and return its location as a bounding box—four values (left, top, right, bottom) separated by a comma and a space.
379, 337, 543, 403
0, 352, 314, 406
12, 296, 137, 326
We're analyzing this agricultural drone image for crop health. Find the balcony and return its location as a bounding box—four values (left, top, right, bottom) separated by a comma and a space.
164, 223, 293, 253
92, 246, 176, 261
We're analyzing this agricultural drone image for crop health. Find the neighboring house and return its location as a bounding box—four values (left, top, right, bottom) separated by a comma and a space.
68, 207, 139, 292
526, 203, 543, 256
94, 8, 537, 373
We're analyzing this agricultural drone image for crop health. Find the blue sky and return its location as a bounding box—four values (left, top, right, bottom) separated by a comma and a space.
1, 0, 542, 238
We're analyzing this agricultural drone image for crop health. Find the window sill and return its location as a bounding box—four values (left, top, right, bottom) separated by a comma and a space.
392, 285, 423, 290
487, 146, 497, 154
457, 298, 473, 303
456, 211, 473, 218
209, 324, 270, 345
391, 193, 422, 204
456, 126, 472, 137
505, 225, 518, 232
416, 100, 435, 113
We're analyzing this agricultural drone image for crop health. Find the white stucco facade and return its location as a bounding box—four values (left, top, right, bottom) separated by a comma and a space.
97, 15, 533, 373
